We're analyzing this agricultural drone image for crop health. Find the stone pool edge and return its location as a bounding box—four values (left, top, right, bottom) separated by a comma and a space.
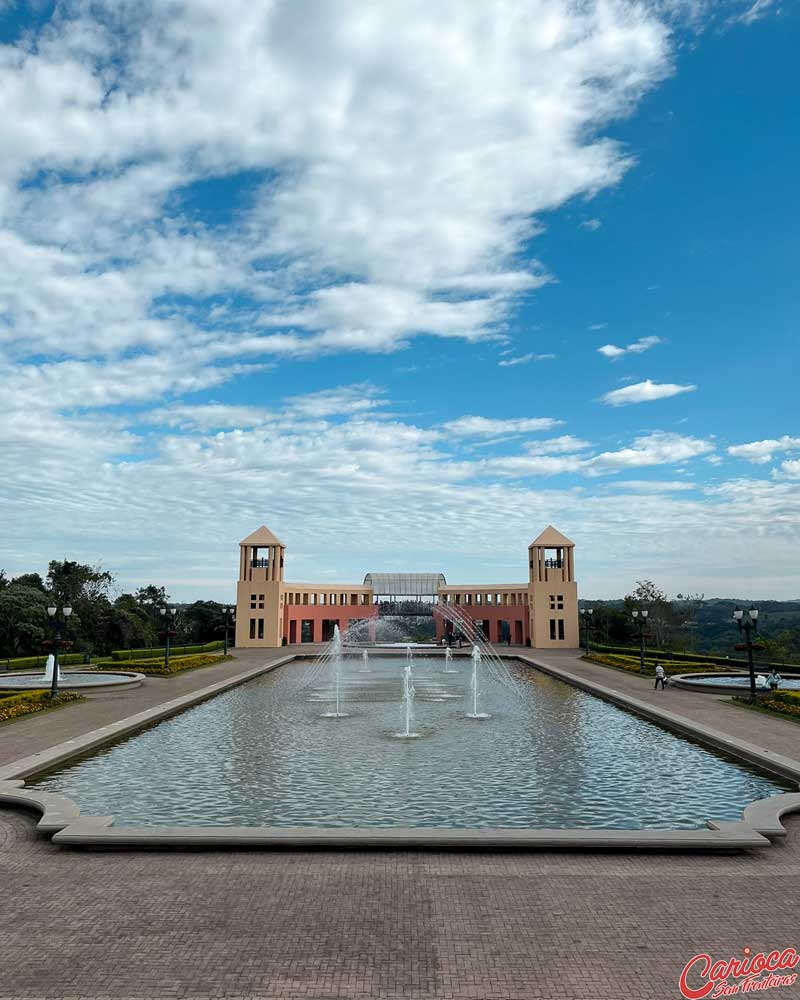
0, 651, 798, 852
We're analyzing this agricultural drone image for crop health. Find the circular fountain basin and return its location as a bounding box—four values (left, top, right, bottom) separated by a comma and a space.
670, 672, 800, 694
0, 670, 145, 692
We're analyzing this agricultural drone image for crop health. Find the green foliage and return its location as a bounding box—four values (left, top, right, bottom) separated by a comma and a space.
111, 640, 223, 661
0, 689, 84, 723
124, 653, 229, 675
586, 652, 725, 676
0, 584, 51, 656
733, 690, 800, 721
0, 652, 86, 670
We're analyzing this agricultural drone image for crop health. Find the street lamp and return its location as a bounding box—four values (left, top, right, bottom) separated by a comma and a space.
579, 607, 593, 654
631, 608, 649, 673
734, 606, 759, 704
222, 607, 235, 656
46, 604, 73, 699
160, 607, 177, 670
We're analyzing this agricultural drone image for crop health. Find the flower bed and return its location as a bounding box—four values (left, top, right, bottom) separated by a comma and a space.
122, 653, 231, 676
585, 652, 729, 676
0, 689, 84, 723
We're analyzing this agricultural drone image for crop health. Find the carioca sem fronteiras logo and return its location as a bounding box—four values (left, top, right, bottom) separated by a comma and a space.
679, 947, 799, 998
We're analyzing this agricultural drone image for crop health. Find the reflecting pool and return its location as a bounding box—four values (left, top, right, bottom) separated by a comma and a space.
30, 656, 792, 829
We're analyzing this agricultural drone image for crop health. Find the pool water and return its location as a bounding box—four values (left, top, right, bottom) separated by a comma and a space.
30, 656, 792, 829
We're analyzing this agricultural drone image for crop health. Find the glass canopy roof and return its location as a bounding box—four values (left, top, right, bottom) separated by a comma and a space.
363, 573, 446, 596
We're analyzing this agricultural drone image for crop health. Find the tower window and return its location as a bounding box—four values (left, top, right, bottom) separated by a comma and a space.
249, 618, 256, 639
258, 618, 264, 640
549, 619, 556, 640
558, 619, 565, 641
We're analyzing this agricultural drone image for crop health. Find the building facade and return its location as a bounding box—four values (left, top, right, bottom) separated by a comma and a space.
234, 524, 580, 649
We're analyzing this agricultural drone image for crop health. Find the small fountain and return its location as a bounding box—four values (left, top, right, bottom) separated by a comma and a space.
442, 645, 458, 674
406, 645, 413, 664
360, 648, 370, 672
320, 625, 349, 718
42, 654, 62, 684
466, 645, 491, 720
394, 663, 420, 738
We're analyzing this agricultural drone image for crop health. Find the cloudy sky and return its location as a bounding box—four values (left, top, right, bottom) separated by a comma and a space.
1, 0, 798, 601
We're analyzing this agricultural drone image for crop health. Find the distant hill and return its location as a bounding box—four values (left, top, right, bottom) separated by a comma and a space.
581, 597, 800, 663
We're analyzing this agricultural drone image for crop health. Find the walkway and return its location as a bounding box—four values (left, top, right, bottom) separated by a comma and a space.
1, 647, 800, 1000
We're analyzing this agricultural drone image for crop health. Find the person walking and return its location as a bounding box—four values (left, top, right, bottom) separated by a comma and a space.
654, 663, 667, 690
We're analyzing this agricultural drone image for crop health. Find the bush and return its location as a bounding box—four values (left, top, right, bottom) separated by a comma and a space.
0, 652, 87, 671
124, 653, 230, 675
111, 640, 223, 661
758, 691, 800, 719
0, 689, 84, 723
586, 652, 729, 676
589, 641, 786, 671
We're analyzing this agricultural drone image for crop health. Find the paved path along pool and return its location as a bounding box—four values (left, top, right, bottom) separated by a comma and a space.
2, 647, 800, 999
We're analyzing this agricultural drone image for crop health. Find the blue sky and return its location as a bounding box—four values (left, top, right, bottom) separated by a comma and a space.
1, 0, 798, 601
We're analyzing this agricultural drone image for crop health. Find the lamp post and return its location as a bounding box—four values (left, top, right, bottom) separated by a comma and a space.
733, 606, 759, 704
160, 607, 177, 670
631, 608, 649, 672
46, 604, 73, 699
579, 607, 593, 654
223, 607, 235, 656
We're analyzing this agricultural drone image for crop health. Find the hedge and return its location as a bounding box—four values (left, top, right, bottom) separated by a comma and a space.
586, 652, 731, 677
588, 641, 789, 671
0, 652, 87, 671
124, 653, 230, 675
0, 689, 84, 723
111, 640, 223, 661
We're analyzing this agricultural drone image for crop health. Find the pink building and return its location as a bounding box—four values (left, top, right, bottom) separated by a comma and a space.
234, 524, 580, 649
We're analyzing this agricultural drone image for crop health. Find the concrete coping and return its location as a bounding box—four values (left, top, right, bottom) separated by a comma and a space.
2, 650, 800, 851
0, 778, 81, 834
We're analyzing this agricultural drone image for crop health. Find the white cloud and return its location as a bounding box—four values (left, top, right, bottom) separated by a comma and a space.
777, 460, 800, 480
597, 335, 663, 360
603, 479, 696, 492
589, 323, 608, 330
442, 416, 562, 437
498, 352, 556, 367
729, 0, 775, 26
586, 432, 714, 472
600, 379, 696, 406
727, 436, 800, 464
580, 218, 602, 231
0, 0, 674, 369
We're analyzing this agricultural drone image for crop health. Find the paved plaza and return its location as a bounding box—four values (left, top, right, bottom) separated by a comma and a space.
2, 650, 800, 1000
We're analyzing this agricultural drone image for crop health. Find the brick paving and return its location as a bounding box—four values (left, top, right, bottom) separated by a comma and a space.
1, 647, 800, 999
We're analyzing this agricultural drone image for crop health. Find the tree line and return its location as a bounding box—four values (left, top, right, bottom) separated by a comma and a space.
0, 561, 229, 659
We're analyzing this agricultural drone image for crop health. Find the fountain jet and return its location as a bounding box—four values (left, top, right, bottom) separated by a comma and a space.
395, 663, 420, 738
320, 625, 349, 718
442, 645, 458, 673
466, 645, 491, 719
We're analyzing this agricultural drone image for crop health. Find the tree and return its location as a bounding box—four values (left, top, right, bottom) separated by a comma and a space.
12, 572, 47, 592
134, 584, 170, 607
47, 560, 113, 605
0, 584, 50, 658
624, 579, 673, 647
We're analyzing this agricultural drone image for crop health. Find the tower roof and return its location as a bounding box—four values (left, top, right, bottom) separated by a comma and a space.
239, 525, 286, 547
529, 525, 574, 548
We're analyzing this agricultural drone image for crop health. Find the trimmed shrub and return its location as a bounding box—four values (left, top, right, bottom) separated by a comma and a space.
111, 640, 223, 661
0, 652, 86, 671
589, 642, 786, 671
586, 652, 729, 676
124, 653, 230, 675
0, 689, 84, 723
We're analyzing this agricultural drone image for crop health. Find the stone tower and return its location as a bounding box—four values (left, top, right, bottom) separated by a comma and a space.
235, 525, 286, 648
527, 526, 579, 648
